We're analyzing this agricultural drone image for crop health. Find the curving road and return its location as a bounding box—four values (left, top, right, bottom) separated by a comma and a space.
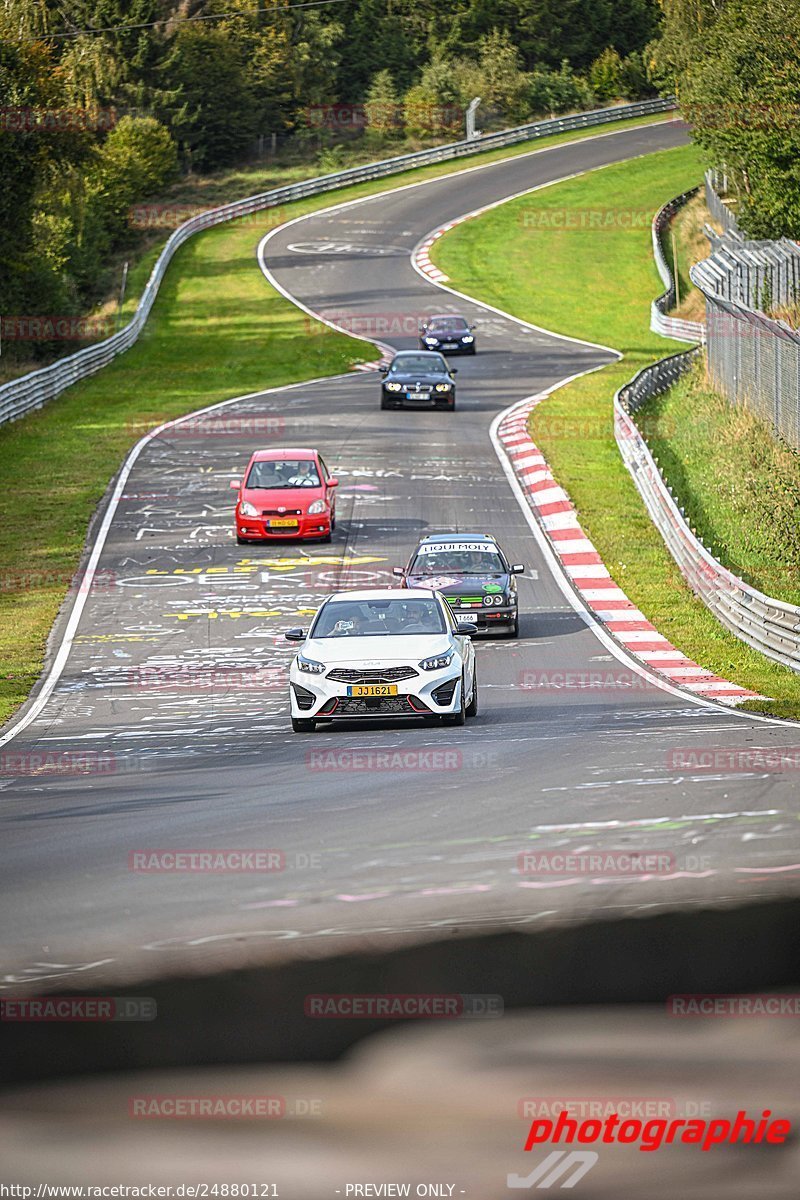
2, 119, 799, 991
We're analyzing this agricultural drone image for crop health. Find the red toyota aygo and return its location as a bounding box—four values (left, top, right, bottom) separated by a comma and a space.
232, 447, 338, 544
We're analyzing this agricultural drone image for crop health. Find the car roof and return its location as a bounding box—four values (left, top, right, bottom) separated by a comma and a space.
249, 448, 319, 462
416, 533, 499, 545
427, 313, 467, 321
392, 349, 442, 358
323, 588, 443, 603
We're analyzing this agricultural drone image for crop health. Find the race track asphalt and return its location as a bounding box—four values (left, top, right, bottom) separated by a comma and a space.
3, 119, 799, 991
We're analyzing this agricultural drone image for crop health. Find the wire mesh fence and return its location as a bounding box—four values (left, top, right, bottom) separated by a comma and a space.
691, 175, 800, 451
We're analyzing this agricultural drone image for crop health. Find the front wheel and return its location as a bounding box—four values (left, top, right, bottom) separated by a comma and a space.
236, 535, 250, 545
507, 611, 519, 638
466, 669, 478, 717
291, 717, 316, 733
380, 395, 391, 410
448, 675, 467, 725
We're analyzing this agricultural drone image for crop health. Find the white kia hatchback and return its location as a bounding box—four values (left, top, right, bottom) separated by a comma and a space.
285, 589, 478, 732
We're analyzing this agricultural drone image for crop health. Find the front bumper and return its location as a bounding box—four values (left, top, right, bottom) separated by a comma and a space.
382, 387, 454, 408
448, 604, 516, 631
289, 667, 463, 720
419, 339, 474, 353
383, 386, 453, 410
236, 513, 331, 540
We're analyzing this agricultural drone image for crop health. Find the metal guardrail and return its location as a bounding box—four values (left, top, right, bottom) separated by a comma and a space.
650, 188, 706, 343
693, 238, 800, 312
616, 359, 800, 671
0, 98, 675, 430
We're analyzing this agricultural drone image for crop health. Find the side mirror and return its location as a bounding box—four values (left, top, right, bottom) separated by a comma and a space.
327, 477, 339, 488
284, 628, 306, 642
379, 365, 389, 375
511, 564, 524, 574
450, 368, 458, 375
470, 323, 477, 329
229, 479, 241, 489
457, 620, 478, 635
392, 566, 404, 577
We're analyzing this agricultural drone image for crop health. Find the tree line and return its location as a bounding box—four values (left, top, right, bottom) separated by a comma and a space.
651, 0, 800, 238
0, 0, 662, 351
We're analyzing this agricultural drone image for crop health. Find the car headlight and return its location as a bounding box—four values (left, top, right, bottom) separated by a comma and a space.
461, 335, 474, 342
297, 654, 326, 674
424, 336, 438, 344
307, 498, 326, 515
483, 593, 506, 606
239, 500, 258, 517
385, 382, 403, 392
419, 650, 455, 671
434, 383, 452, 393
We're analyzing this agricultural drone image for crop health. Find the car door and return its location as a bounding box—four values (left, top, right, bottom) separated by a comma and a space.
318, 455, 334, 519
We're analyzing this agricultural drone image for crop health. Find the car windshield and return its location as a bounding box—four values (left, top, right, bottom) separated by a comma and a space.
389, 354, 445, 374
311, 598, 447, 637
428, 317, 468, 331
410, 545, 505, 574
245, 459, 320, 489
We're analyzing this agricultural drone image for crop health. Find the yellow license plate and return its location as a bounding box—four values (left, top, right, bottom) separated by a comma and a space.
347, 684, 398, 697
269, 518, 299, 528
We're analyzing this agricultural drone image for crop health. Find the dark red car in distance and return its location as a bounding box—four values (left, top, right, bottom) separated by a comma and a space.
232, 447, 338, 544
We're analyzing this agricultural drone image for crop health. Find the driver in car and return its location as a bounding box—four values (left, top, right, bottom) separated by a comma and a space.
287, 461, 319, 487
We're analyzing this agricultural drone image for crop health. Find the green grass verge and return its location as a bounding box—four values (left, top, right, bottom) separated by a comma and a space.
664, 192, 708, 323
0, 113, 671, 728
647, 366, 800, 605
432, 143, 800, 719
